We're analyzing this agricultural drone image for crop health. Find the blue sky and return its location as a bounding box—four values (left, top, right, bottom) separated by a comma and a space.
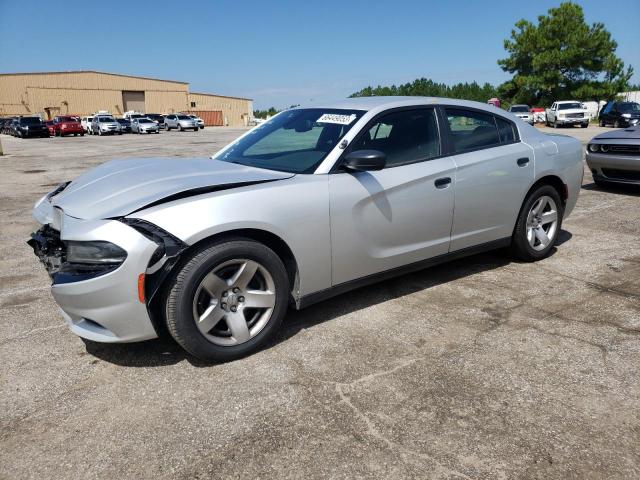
1, 0, 638, 109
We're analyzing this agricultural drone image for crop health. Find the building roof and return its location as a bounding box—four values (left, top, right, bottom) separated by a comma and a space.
190, 91, 253, 101
0, 70, 189, 85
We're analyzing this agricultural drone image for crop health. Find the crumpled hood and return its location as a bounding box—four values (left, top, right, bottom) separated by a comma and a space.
50, 157, 293, 219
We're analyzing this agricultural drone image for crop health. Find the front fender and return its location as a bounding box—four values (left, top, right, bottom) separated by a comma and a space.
127, 175, 332, 298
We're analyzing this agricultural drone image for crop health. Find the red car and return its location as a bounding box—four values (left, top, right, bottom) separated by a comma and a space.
52, 116, 84, 137
45, 121, 56, 136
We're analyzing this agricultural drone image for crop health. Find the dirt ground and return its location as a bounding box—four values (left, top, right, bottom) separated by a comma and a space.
0, 125, 638, 479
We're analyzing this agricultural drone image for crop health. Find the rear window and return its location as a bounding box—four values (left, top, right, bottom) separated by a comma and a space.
445, 108, 501, 153
510, 106, 529, 113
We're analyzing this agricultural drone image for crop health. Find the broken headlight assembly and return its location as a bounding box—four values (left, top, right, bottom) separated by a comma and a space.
65, 241, 127, 264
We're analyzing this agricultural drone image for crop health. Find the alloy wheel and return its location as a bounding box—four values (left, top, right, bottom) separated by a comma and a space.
192, 259, 276, 346
526, 195, 558, 251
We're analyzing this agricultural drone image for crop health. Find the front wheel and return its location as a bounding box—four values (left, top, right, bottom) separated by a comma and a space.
511, 185, 563, 262
614, 120, 621, 128
581, 122, 588, 128
165, 239, 289, 362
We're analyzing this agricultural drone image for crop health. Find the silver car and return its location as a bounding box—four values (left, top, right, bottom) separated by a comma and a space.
91, 115, 122, 135
188, 114, 205, 129
164, 114, 199, 131
508, 104, 534, 125
586, 126, 640, 186
131, 117, 160, 134
28, 97, 583, 361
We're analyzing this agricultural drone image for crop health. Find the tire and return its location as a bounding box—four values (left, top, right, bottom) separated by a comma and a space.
614, 120, 620, 128
581, 123, 588, 128
98, 129, 103, 136
81, 133, 84, 136
511, 185, 564, 262
593, 178, 609, 189
178, 125, 183, 131
599, 119, 605, 127
553, 120, 558, 128
165, 239, 289, 362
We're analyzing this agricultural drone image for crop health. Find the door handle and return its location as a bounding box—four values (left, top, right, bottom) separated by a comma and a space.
517, 157, 530, 167
434, 177, 452, 189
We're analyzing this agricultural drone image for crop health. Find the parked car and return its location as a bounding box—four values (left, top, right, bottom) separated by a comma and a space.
1, 117, 17, 135
187, 114, 205, 129
586, 126, 640, 187
81, 116, 94, 133
164, 114, 199, 131
13, 116, 50, 138
145, 114, 165, 129
508, 105, 534, 125
116, 118, 132, 133
45, 121, 56, 136
131, 117, 160, 134
545, 101, 589, 128
52, 116, 84, 137
28, 97, 584, 361
598, 101, 640, 128
91, 115, 122, 135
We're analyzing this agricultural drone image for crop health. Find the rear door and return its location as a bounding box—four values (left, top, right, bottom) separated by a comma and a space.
442, 107, 534, 251
329, 107, 456, 285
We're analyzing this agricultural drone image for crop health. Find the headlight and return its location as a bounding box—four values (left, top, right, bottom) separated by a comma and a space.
600, 144, 609, 153
588, 144, 599, 152
558, 114, 565, 118
65, 241, 127, 264
622, 114, 631, 118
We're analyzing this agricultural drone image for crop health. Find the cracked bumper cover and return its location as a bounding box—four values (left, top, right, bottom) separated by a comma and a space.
29, 197, 161, 343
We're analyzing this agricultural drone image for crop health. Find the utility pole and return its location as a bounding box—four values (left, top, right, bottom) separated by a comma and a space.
0, 136, 3, 156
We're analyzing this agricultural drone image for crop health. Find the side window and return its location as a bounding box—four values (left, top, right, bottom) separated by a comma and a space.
495, 116, 516, 144
445, 108, 500, 153
349, 109, 440, 167
602, 102, 614, 114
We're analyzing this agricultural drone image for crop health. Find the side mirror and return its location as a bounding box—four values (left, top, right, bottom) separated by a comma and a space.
343, 150, 386, 172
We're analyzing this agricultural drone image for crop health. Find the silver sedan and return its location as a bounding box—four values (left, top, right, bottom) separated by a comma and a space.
586, 126, 640, 186
28, 97, 583, 361
131, 118, 160, 134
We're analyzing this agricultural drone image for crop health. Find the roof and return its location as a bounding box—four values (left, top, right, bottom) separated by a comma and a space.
189, 91, 253, 101
303, 96, 497, 111
0, 70, 189, 85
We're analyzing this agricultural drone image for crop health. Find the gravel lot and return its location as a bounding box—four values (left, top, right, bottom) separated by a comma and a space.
1, 125, 638, 479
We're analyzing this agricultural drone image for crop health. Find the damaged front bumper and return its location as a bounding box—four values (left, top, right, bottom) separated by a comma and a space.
28, 208, 163, 343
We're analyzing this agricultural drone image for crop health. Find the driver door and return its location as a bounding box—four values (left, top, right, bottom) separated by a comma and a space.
328, 107, 456, 286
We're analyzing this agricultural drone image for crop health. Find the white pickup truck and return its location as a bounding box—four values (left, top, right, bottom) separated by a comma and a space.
545, 101, 589, 128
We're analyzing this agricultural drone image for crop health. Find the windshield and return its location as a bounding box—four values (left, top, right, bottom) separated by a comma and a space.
139, 119, 153, 123
510, 106, 529, 113
58, 116, 77, 122
20, 117, 43, 125
619, 102, 640, 113
177, 115, 190, 120
97, 116, 115, 122
217, 108, 365, 174
558, 102, 582, 110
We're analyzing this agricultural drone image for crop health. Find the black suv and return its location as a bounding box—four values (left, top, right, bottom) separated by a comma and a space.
599, 101, 640, 128
14, 117, 50, 138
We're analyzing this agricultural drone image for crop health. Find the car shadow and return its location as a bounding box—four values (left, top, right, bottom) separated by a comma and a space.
85, 234, 571, 367
582, 182, 640, 197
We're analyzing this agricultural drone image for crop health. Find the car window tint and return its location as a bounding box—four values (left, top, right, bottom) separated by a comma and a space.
350, 109, 440, 167
445, 108, 500, 153
496, 117, 516, 143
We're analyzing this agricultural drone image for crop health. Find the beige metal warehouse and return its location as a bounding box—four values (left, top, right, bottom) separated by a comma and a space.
0, 70, 253, 127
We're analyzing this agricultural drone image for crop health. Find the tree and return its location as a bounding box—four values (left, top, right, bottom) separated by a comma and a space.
253, 107, 279, 119
498, 2, 633, 105
350, 78, 498, 103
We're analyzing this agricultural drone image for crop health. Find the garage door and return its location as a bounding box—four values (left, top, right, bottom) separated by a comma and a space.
122, 91, 145, 112
189, 110, 223, 126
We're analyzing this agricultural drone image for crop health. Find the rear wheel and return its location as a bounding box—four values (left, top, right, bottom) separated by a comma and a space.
511, 185, 563, 262
165, 239, 289, 362
614, 119, 621, 128
599, 119, 605, 127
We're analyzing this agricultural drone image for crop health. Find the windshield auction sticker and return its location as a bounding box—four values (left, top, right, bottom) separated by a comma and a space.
316, 113, 357, 125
